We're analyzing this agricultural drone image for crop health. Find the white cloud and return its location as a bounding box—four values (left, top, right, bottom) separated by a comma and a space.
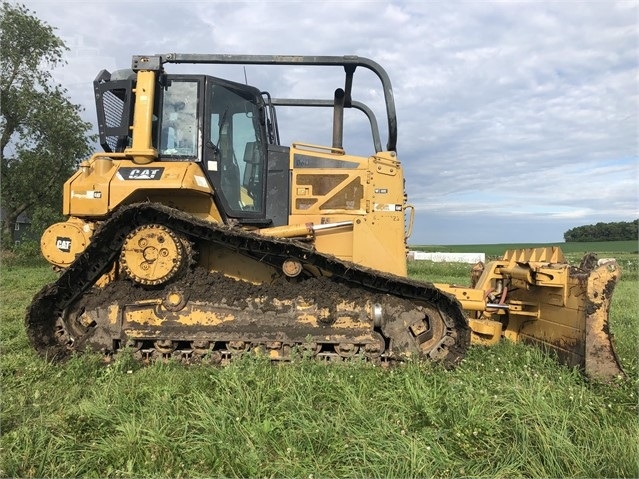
18, 0, 639, 244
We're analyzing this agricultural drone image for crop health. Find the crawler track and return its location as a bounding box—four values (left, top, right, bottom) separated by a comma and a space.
26, 203, 470, 365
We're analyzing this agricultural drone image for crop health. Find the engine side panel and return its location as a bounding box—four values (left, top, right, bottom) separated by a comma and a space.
64, 155, 215, 218
288, 144, 408, 276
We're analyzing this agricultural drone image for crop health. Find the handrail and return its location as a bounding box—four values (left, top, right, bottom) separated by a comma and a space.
271, 98, 383, 153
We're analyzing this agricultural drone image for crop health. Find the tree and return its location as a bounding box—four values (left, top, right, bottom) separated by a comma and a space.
0, 2, 94, 247
563, 219, 638, 242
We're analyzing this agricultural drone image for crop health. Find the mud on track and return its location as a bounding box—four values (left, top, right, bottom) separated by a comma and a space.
26, 202, 470, 365
79, 266, 417, 322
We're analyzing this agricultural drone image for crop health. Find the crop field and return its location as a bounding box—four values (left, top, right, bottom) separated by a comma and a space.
1, 247, 638, 478
411, 240, 639, 259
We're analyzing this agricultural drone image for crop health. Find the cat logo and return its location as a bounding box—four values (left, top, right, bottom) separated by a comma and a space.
117, 167, 165, 180
56, 237, 72, 252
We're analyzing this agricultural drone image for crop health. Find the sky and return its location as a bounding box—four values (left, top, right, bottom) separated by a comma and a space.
18, 0, 639, 245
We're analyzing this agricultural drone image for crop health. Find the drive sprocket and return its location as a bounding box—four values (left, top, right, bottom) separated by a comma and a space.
120, 224, 191, 285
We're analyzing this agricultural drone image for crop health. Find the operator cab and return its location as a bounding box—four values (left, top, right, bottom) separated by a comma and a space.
95, 70, 284, 226
156, 75, 270, 223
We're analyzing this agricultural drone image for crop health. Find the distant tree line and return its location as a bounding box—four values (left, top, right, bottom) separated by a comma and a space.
564, 219, 638, 242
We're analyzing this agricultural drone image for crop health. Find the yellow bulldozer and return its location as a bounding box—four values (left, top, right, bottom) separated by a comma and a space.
27, 54, 623, 380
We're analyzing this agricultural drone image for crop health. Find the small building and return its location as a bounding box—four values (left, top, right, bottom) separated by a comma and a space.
0, 209, 32, 246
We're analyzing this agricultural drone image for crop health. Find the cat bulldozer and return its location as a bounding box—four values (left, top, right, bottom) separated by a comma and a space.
27, 54, 623, 380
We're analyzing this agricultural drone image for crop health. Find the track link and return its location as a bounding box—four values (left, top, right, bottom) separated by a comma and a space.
26, 203, 470, 365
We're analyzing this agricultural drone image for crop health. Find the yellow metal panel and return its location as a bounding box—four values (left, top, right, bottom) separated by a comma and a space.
352, 216, 406, 276
65, 155, 118, 216
313, 226, 355, 261
109, 161, 211, 209
287, 144, 408, 276
64, 155, 221, 222
434, 284, 485, 311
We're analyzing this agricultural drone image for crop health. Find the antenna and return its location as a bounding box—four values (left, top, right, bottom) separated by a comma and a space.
243, 66, 248, 85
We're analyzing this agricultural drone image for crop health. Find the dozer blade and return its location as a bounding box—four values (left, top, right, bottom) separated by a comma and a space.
443, 247, 624, 380
513, 252, 624, 381
582, 256, 624, 379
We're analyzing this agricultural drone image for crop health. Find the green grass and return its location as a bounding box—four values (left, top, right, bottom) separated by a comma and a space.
1, 248, 638, 478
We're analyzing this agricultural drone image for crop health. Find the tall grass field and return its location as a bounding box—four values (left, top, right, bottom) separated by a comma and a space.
1, 245, 637, 478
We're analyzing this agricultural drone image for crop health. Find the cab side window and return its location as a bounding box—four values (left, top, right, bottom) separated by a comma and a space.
209, 84, 265, 214
159, 81, 198, 158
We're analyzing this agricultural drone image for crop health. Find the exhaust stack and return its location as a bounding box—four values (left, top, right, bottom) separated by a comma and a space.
332, 88, 345, 149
